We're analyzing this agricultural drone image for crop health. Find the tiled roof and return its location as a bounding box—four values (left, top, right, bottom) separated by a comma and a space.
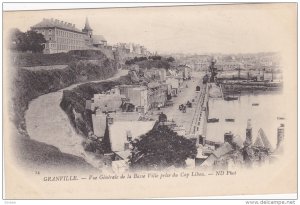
232, 135, 243, 148
109, 121, 156, 152
115, 150, 131, 160
253, 136, 264, 147
254, 128, 273, 150
32, 18, 83, 33
92, 35, 107, 44
213, 142, 234, 158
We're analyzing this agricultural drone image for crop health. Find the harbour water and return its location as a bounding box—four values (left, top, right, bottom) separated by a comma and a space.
206, 91, 285, 149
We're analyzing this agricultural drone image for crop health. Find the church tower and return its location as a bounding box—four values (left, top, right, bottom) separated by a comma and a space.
82, 17, 93, 39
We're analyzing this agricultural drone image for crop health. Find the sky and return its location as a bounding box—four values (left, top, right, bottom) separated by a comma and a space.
4, 3, 296, 55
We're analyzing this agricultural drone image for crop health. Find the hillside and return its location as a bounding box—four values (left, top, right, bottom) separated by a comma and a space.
60, 75, 133, 137
13, 131, 97, 172
11, 50, 119, 135
125, 56, 175, 70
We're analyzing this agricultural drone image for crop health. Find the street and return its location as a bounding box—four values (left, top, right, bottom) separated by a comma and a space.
150, 72, 206, 135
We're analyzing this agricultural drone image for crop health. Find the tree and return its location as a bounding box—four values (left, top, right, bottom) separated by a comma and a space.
167, 57, 175, 62
149, 55, 162, 60
25, 30, 46, 53
10, 29, 46, 53
129, 125, 197, 170
10, 28, 27, 51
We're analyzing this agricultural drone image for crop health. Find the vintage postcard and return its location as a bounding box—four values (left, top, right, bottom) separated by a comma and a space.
3, 3, 297, 199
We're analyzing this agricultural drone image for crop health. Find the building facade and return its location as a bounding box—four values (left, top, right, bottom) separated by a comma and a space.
91, 93, 126, 113
31, 18, 107, 54
147, 82, 168, 109
117, 85, 149, 113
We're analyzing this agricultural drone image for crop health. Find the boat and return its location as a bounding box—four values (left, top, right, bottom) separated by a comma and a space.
224, 96, 238, 101
225, 118, 235, 122
277, 117, 285, 120
208, 118, 219, 123
252, 103, 259, 106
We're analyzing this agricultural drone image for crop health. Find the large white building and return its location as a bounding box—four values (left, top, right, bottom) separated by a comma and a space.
31, 17, 107, 54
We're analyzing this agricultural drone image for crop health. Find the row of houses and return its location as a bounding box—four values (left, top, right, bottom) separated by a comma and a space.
30, 17, 152, 57
216, 70, 283, 82
194, 119, 285, 169
84, 65, 192, 171
114, 43, 152, 56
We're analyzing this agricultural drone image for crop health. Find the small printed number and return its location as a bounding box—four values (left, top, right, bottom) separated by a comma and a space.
4, 201, 16, 204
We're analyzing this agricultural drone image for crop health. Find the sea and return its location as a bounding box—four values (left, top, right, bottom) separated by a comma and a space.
206, 90, 285, 149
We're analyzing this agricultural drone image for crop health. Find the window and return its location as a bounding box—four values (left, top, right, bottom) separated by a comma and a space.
49, 29, 52, 34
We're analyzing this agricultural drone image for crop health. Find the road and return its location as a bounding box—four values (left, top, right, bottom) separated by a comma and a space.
25, 69, 128, 168
151, 72, 206, 135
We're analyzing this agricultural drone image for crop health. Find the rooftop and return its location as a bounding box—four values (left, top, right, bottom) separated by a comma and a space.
114, 150, 131, 160
253, 128, 273, 150
92, 35, 107, 44
83, 17, 93, 31
109, 112, 141, 122
109, 121, 156, 152
32, 18, 83, 33
212, 142, 234, 158
148, 82, 161, 89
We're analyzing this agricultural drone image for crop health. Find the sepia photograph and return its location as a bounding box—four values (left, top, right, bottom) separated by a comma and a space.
2, 2, 297, 200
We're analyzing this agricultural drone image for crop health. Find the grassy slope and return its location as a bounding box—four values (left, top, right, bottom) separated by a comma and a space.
12, 50, 118, 132
13, 132, 96, 172
10, 50, 118, 170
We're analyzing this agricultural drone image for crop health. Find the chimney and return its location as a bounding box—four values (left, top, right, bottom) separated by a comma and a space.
199, 135, 206, 146
276, 124, 284, 149
224, 132, 234, 144
245, 119, 252, 145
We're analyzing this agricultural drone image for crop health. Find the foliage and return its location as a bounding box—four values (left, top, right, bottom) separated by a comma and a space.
125, 55, 174, 68
13, 131, 97, 171
166, 57, 175, 62
60, 75, 133, 139
12, 50, 118, 135
10, 29, 46, 53
125, 56, 147, 65
129, 125, 197, 170
136, 59, 171, 69
148, 55, 162, 60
